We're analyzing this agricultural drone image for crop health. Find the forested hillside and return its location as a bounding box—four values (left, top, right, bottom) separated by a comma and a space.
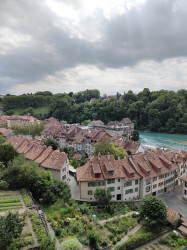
2, 88, 187, 134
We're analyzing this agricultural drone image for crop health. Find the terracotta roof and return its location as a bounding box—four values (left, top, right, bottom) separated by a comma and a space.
131, 151, 177, 179
167, 208, 180, 224
41, 150, 67, 170
76, 154, 141, 182
7, 115, 39, 123
17, 139, 34, 154
45, 117, 59, 124
24, 143, 46, 161
73, 153, 82, 161
35, 146, 53, 164
124, 139, 140, 155
180, 174, 187, 182
4, 136, 25, 149
90, 120, 105, 127
0, 128, 13, 136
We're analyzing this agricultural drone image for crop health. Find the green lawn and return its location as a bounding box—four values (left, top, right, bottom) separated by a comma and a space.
10, 106, 50, 116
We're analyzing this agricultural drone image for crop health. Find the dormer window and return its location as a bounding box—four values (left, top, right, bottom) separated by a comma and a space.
95, 173, 100, 178
147, 171, 150, 176
130, 173, 134, 178
108, 171, 113, 175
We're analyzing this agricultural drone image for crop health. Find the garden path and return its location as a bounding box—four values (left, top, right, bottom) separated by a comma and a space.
99, 211, 136, 225
112, 223, 141, 250
47, 220, 61, 250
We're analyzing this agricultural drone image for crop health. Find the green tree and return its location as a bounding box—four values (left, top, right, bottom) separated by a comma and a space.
94, 188, 111, 209
94, 137, 128, 159
2, 155, 54, 198
138, 196, 167, 231
61, 238, 82, 250
0, 212, 24, 249
0, 144, 18, 166
42, 179, 71, 204
44, 138, 58, 150
131, 130, 139, 141
0, 133, 5, 145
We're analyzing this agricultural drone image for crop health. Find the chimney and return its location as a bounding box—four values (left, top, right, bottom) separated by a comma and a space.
107, 152, 110, 160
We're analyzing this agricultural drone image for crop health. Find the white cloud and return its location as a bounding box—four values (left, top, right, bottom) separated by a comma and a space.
8, 57, 187, 95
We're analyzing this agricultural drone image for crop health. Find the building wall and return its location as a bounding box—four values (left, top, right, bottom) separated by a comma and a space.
182, 181, 187, 200
80, 181, 105, 199
40, 166, 62, 181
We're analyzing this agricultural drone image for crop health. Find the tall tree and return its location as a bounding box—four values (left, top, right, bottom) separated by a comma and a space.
139, 196, 167, 231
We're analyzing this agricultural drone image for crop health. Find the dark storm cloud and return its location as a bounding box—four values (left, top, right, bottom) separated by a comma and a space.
0, 0, 187, 92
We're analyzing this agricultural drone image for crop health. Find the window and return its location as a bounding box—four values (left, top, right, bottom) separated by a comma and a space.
88, 190, 93, 195
135, 187, 138, 192
62, 175, 66, 180
95, 173, 100, 178
118, 179, 120, 182
108, 171, 114, 175
158, 182, 164, 187
147, 171, 150, 176
125, 189, 133, 194
107, 179, 115, 184
88, 182, 105, 187
135, 180, 138, 185
145, 186, 150, 193
146, 179, 151, 185
124, 181, 132, 187
153, 184, 157, 189
108, 187, 115, 192
153, 177, 157, 182
130, 173, 134, 177
117, 186, 120, 190
159, 175, 164, 179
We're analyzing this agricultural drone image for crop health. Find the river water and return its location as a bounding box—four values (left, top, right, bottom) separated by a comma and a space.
139, 131, 187, 151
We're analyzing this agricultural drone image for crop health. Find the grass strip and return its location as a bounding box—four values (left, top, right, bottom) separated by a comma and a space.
0, 198, 21, 203
0, 202, 22, 207
0, 206, 23, 211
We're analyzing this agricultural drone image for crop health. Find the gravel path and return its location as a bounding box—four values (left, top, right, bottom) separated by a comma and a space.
112, 224, 141, 250
99, 211, 136, 225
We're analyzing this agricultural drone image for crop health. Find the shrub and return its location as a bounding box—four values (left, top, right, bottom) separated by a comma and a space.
0, 180, 9, 189
61, 238, 82, 250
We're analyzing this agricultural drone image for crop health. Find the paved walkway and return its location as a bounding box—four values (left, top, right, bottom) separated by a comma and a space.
99, 211, 136, 225
112, 224, 141, 250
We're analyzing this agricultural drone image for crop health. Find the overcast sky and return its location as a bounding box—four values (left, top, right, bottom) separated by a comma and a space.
0, 0, 187, 95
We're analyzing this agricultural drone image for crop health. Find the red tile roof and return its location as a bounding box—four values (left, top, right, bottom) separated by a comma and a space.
76, 154, 141, 182
73, 153, 82, 161
4, 136, 25, 149
24, 143, 46, 161
180, 174, 187, 182
40, 150, 67, 170
0, 128, 13, 136
35, 146, 53, 164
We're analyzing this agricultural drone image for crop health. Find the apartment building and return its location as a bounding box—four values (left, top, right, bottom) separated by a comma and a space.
77, 150, 180, 201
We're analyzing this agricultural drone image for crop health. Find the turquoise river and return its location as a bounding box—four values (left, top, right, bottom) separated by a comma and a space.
139, 132, 187, 151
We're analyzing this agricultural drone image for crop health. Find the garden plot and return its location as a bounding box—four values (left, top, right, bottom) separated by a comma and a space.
0, 189, 39, 249
0, 190, 24, 213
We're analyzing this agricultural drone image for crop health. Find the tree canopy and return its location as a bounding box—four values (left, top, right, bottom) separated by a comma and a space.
0, 212, 24, 249
94, 137, 128, 159
138, 196, 168, 231
0, 143, 18, 166
44, 137, 58, 150
61, 238, 82, 250
2, 88, 187, 134
94, 188, 111, 209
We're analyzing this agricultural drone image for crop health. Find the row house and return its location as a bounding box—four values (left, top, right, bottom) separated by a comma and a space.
163, 150, 187, 185
4, 137, 69, 182
180, 175, 187, 200
76, 154, 141, 200
7, 115, 40, 128
76, 149, 183, 201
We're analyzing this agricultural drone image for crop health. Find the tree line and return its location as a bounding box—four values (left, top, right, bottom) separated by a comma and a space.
2, 88, 187, 134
